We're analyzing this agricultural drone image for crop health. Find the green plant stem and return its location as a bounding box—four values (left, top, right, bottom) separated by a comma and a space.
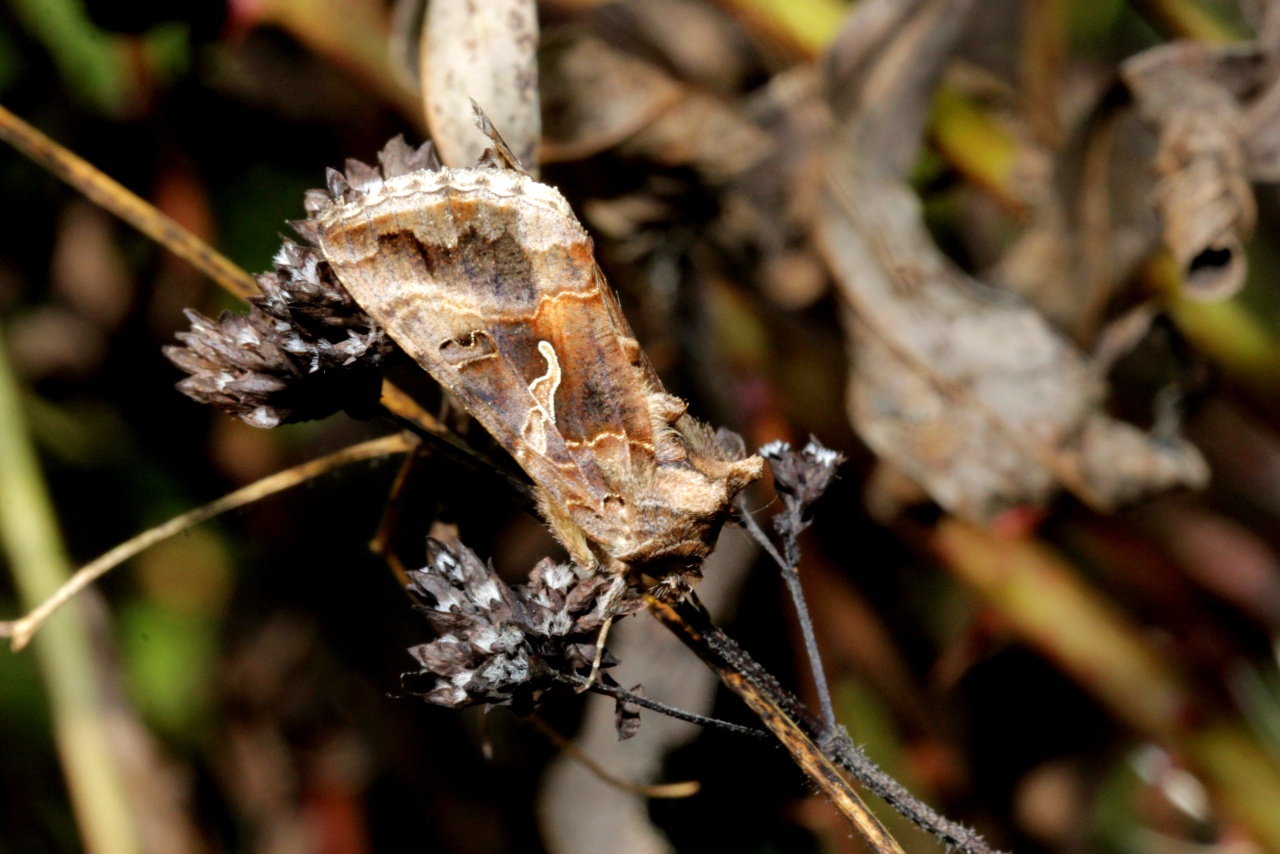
0, 325, 141, 854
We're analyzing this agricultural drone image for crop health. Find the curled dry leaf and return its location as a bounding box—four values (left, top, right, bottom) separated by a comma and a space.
819, 0, 1208, 521
539, 31, 686, 163
1121, 41, 1280, 301
421, 0, 541, 173
539, 31, 772, 183
996, 34, 1280, 340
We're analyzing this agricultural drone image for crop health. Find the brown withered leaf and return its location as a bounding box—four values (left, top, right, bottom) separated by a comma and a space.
819, 0, 1208, 521
421, 0, 541, 173
1120, 40, 1280, 301
539, 31, 685, 163
539, 31, 771, 183
589, 0, 769, 96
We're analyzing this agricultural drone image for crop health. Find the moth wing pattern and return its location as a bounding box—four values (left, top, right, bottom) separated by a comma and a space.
314, 166, 668, 567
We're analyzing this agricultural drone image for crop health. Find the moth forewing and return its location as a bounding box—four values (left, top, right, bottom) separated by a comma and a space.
311, 153, 761, 595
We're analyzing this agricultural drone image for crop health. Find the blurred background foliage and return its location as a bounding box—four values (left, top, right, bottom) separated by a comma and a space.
3, 0, 1280, 853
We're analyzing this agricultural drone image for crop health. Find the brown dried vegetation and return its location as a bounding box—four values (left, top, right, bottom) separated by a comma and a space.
6, 0, 1280, 852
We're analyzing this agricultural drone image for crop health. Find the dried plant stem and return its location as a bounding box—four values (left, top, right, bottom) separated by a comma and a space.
776, 569, 833, 716
736, 505, 837, 728
367, 446, 422, 586
0, 432, 419, 652
1019, 0, 1065, 146
649, 594, 1003, 854
529, 717, 701, 799
1130, 0, 1238, 42
648, 597, 903, 854
0, 324, 141, 854
0, 102, 257, 300
560, 674, 769, 739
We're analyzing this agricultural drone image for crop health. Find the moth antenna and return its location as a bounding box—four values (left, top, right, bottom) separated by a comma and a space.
469, 99, 527, 174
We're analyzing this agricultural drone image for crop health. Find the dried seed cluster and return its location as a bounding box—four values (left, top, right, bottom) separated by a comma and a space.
164, 136, 444, 427
405, 537, 625, 711
760, 438, 845, 566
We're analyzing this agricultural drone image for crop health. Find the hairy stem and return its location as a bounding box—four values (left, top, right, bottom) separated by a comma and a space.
650, 594, 1004, 854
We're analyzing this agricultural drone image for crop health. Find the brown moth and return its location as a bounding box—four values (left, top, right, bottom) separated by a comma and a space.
308, 126, 762, 611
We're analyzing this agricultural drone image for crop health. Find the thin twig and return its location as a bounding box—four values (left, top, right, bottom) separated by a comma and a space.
777, 569, 835, 724
368, 446, 423, 586
736, 500, 838, 729
0, 432, 419, 651
0, 102, 258, 299
735, 499, 787, 570
650, 593, 1005, 854
556, 673, 769, 739
647, 594, 906, 854
529, 716, 701, 799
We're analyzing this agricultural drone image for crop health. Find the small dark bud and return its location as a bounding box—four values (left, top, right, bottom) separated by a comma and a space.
760, 438, 845, 511
760, 438, 845, 566
615, 684, 644, 741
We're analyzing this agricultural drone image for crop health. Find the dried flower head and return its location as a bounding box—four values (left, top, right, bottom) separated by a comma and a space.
164, 136, 443, 427
405, 536, 636, 712
759, 438, 846, 565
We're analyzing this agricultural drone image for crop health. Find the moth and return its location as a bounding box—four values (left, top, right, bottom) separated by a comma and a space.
227, 119, 763, 623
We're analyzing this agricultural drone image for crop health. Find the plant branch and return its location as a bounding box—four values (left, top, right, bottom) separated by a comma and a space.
0, 432, 419, 651
736, 500, 837, 728
649, 593, 1004, 854
648, 594, 905, 854
557, 673, 770, 739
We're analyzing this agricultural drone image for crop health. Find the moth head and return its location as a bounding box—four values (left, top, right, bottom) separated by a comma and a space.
611, 421, 763, 575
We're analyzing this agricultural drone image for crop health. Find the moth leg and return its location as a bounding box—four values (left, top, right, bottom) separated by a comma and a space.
578, 573, 629, 693
368, 445, 426, 587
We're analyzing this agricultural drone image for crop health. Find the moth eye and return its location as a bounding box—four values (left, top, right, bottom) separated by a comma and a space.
439, 330, 498, 367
